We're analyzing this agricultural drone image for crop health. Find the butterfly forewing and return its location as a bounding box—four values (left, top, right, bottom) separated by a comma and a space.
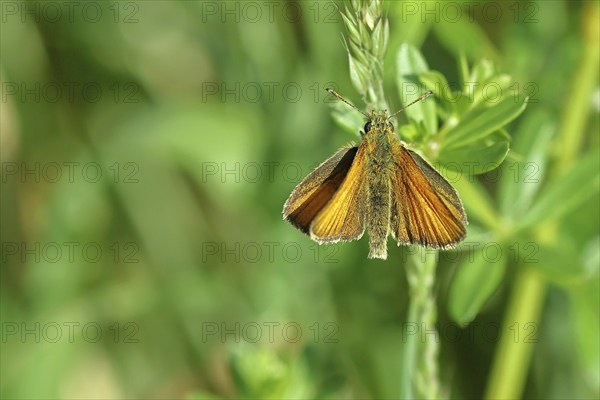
310, 144, 368, 242
283, 146, 358, 233
391, 143, 467, 248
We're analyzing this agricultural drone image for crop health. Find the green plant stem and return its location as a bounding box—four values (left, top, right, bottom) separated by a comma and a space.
485, 5, 599, 399
554, 3, 599, 172
401, 294, 418, 399
484, 267, 546, 399
402, 248, 440, 399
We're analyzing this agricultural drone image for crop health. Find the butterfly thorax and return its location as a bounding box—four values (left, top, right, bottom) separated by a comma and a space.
362, 112, 397, 169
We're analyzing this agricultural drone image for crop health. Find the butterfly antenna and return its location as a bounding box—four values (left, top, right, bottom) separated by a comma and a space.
325, 88, 369, 118
388, 90, 433, 119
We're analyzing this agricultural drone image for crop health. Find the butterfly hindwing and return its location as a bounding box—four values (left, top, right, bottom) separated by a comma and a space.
391, 142, 467, 248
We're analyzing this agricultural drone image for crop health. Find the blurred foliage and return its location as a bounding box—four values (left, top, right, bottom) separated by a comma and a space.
1, 1, 598, 399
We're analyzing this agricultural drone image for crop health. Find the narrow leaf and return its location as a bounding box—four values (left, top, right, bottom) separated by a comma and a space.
518, 151, 600, 229
451, 176, 500, 231
437, 130, 510, 175
449, 246, 507, 324
396, 43, 437, 135
443, 97, 527, 149
499, 108, 555, 217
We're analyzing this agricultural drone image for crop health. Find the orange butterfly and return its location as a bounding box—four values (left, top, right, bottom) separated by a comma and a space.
283, 89, 467, 260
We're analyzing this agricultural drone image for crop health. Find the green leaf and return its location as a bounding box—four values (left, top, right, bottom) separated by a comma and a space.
531, 238, 594, 283
437, 130, 510, 174
396, 43, 437, 135
570, 276, 600, 392
420, 70, 457, 117
433, 19, 499, 61
517, 151, 600, 230
330, 100, 364, 135
398, 123, 420, 142
472, 74, 513, 108
229, 343, 313, 399
451, 176, 500, 231
184, 392, 223, 400
526, 238, 570, 280
442, 96, 527, 150
499, 108, 555, 217
581, 236, 600, 278
420, 70, 449, 96
465, 59, 496, 99
448, 244, 507, 324
458, 51, 469, 86
389, 2, 432, 47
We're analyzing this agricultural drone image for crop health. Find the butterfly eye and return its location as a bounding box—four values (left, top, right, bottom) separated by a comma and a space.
363, 122, 372, 132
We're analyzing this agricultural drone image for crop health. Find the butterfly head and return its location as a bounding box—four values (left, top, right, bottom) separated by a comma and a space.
324, 87, 433, 136
362, 111, 393, 135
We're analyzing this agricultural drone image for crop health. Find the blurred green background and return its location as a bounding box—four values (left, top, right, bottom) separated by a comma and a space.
1, 0, 598, 399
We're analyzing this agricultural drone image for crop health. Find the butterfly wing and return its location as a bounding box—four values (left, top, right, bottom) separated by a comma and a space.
283, 146, 359, 234
391, 142, 467, 248
310, 144, 368, 242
